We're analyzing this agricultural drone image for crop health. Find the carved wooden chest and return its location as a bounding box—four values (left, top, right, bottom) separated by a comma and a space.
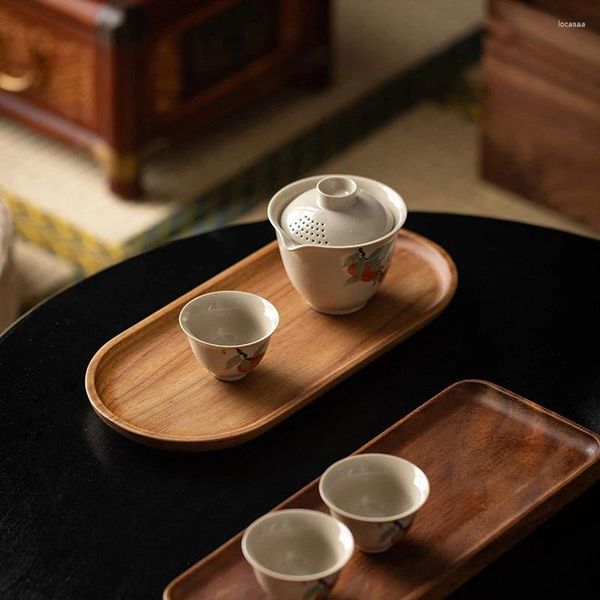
0, 0, 330, 197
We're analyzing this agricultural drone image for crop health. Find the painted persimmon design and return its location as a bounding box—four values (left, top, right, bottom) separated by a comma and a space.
225, 342, 267, 373
344, 244, 392, 286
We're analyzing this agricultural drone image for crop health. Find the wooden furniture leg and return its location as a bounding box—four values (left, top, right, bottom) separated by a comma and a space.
106, 151, 142, 199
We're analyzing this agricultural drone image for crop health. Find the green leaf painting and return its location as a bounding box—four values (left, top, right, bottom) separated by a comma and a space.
344, 252, 361, 266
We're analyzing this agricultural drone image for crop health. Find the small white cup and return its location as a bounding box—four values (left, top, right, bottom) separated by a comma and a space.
241, 509, 354, 600
179, 291, 279, 381
319, 453, 429, 553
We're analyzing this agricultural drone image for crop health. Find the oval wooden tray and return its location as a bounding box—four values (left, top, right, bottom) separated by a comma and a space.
85, 230, 457, 450
163, 381, 600, 599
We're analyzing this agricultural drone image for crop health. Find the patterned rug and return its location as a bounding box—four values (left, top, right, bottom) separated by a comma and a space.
0, 0, 484, 280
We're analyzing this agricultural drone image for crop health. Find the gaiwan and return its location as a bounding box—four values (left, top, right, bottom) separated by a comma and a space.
268, 175, 407, 314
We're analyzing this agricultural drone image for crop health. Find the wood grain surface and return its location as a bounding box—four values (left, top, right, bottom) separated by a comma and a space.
482, 0, 600, 230
85, 230, 457, 450
163, 380, 600, 599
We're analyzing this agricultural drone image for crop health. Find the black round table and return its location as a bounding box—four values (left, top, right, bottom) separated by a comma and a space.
1, 213, 599, 599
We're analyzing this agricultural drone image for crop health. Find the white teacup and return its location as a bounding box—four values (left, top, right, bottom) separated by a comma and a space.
319, 453, 429, 553
179, 291, 279, 381
241, 509, 354, 600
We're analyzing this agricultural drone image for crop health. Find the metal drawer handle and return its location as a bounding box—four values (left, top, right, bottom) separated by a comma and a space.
0, 69, 35, 93
0, 37, 39, 93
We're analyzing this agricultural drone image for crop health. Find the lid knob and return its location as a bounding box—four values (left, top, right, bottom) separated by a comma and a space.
316, 176, 357, 211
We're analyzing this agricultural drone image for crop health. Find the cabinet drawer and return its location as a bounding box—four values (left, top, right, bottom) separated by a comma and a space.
0, 3, 97, 128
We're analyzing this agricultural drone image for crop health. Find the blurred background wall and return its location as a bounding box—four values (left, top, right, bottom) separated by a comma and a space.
0, 0, 598, 332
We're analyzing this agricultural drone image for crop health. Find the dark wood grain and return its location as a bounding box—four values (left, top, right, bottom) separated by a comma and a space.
524, 0, 600, 32
482, 0, 600, 231
164, 380, 600, 599
85, 230, 457, 451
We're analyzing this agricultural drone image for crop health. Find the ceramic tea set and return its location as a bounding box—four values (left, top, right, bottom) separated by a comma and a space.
178, 175, 421, 598
178, 175, 423, 597
242, 454, 429, 599
179, 174, 407, 381
179, 290, 279, 381
268, 174, 407, 314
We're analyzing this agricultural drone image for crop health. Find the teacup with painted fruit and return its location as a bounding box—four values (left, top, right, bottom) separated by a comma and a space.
179, 290, 279, 381
241, 509, 354, 600
319, 453, 429, 553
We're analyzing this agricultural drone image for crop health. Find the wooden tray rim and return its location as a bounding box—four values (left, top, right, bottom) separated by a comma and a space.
85, 230, 458, 447
163, 379, 600, 599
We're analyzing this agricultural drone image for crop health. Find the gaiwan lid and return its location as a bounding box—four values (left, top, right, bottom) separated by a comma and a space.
280, 176, 395, 246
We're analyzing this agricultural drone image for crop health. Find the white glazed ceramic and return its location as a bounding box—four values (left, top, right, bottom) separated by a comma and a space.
179, 291, 279, 381
241, 509, 354, 600
319, 454, 429, 553
280, 175, 394, 246
268, 175, 407, 315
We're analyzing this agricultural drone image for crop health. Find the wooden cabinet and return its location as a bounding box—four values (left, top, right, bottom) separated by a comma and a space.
0, 3, 97, 128
0, 0, 330, 198
482, 0, 600, 230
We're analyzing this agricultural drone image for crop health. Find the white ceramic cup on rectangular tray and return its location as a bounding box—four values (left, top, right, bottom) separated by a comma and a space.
241, 509, 354, 600
319, 453, 429, 553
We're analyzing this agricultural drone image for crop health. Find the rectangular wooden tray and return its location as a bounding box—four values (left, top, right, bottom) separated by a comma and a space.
164, 380, 600, 598
85, 230, 457, 450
